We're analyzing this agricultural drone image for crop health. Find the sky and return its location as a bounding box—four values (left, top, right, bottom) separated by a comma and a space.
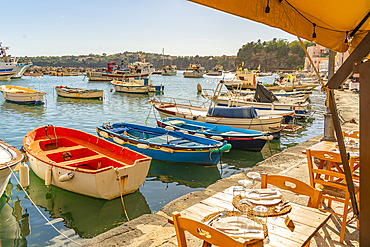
3, 0, 296, 57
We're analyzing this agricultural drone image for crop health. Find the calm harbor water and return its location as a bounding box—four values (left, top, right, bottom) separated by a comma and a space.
0, 73, 325, 246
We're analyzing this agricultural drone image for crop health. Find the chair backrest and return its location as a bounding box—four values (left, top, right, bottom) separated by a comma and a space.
172, 212, 246, 247
342, 130, 359, 139
306, 149, 359, 193
261, 173, 322, 208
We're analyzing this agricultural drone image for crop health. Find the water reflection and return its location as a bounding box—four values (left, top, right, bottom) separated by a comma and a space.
0, 185, 29, 247
1, 101, 46, 117
26, 171, 151, 238
55, 96, 104, 105
147, 161, 221, 188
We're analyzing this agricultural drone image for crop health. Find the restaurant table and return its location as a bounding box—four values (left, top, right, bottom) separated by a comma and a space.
170, 186, 331, 246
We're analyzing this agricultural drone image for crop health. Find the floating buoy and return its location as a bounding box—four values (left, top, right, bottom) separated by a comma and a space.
20, 163, 29, 188
197, 83, 202, 92
165, 126, 175, 131
45, 167, 52, 187
110, 88, 113, 92
58, 172, 74, 182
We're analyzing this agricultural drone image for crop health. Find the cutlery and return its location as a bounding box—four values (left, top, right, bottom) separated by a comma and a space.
275, 201, 290, 212
205, 210, 227, 226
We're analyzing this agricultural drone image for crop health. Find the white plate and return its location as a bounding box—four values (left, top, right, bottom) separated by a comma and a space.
248, 198, 281, 205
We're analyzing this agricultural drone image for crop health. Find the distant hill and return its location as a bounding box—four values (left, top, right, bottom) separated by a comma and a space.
18, 39, 314, 72
236, 38, 315, 71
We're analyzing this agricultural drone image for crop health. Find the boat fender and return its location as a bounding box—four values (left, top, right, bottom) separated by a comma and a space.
254, 135, 274, 140
179, 130, 189, 134
99, 130, 109, 138
185, 115, 196, 120
137, 144, 149, 149
59, 172, 74, 182
205, 118, 217, 123
165, 126, 175, 131
211, 136, 223, 141
20, 163, 30, 188
113, 136, 125, 145
45, 167, 52, 187
210, 143, 232, 153
160, 147, 174, 153
194, 133, 206, 138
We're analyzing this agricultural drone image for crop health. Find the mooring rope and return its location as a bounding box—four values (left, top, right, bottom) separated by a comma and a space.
6, 164, 82, 246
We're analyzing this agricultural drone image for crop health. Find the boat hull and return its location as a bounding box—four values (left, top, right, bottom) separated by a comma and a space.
156, 118, 270, 151
96, 124, 229, 165
183, 71, 204, 78
23, 126, 152, 199
0, 140, 24, 197
55, 87, 103, 99
11, 63, 33, 78
150, 101, 282, 135
0, 85, 46, 104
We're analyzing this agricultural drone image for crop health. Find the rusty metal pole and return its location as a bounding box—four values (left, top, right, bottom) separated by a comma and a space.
360, 59, 370, 244
322, 50, 336, 142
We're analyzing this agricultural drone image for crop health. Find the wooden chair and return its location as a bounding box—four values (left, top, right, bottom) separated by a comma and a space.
261, 173, 323, 209
342, 130, 359, 139
172, 212, 249, 247
306, 149, 359, 243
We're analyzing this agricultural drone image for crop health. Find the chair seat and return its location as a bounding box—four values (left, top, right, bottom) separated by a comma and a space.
319, 181, 359, 199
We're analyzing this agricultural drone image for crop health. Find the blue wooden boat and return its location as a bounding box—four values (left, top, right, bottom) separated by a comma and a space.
96, 123, 231, 165
157, 117, 273, 151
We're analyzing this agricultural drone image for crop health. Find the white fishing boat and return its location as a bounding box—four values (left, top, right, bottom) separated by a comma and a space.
22, 126, 152, 200
0, 43, 32, 79
111, 78, 164, 94
55, 86, 103, 99
206, 66, 223, 76
205, 82, 313, 118
0, 139, 23, 197
87, 56, 154, 81
0, 85, 46, 104
161, 65, 177, 76
149, 97, 294, 137
183, 63, 205, 78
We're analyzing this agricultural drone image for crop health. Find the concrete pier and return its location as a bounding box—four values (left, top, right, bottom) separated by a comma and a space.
82, 89, 359, 247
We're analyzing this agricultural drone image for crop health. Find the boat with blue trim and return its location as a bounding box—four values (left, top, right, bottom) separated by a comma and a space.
96, 123, 231, 165
156, 117, 273, 151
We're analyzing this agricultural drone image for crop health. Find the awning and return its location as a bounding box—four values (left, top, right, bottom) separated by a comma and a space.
188, 0, 370, 52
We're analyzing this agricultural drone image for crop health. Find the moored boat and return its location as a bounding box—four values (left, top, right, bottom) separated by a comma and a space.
206, 66, 223, 76
183, 63, 205, 78
161, 65, 177, 76
157, 117, 273, 151
0, 43, 32, 78
0, 72, 16, 81
0, 139, 24, 197
148, 97, 293, 137
96, 122, 231, 165
55, 86, 103, 99
111, 78, 164, 94
22, 125, 152, 199
0, 85, 46, 104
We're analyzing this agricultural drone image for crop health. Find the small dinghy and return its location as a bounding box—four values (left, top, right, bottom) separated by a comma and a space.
157, 117, 273, 151
0, 85, 46, 104
0, 139, 23, 196
55, 86, 103, 99
22, 125, 152, 199
96, 123, 232, 165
